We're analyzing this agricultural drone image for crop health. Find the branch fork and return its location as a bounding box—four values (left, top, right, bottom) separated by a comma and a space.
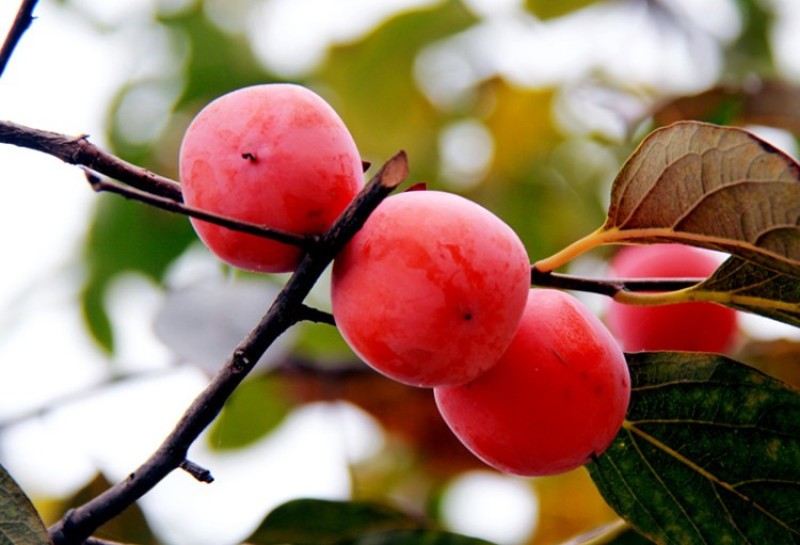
47, 151, 409, 545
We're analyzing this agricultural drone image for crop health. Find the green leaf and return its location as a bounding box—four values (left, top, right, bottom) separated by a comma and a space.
81, 280, 115, 353
588, 352, 800, 545
342, 529, 496, 545
293, 321, 356, 361
0, 465, 50, 545
731, 0, 775, 77
207, 375, 290, 451
246, 498, 423, 545
536, 121, 800, 274
85, 197, 194, 285
247, 499, 496, 545
681, 255, 800, 328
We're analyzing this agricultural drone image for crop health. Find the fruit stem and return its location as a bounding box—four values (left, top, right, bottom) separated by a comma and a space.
533, 228, 616, 273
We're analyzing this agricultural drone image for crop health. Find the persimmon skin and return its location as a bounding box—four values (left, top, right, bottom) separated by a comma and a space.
606, 244, 738, 353
179, 83, 363, 273
331, 190, 531, 388
434, 289, 630, 476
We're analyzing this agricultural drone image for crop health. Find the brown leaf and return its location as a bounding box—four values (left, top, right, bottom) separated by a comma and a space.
535, 121, 800, 274
740, 81, 800, 134
654, 81, 800, 136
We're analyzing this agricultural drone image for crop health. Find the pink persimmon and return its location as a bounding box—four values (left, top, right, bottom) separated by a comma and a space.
435, 289, 630, 476
331, 190, 531, 388
179, 83, 363, 273
606, 244, 738, 353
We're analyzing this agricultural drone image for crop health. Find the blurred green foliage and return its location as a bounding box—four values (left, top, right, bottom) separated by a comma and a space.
318, 1, 476, 167
247, 498, 500, 544
206, 373, 292, 450
524, 0, 601, 20
729, 0, 775, 76
83, 197, 195, 352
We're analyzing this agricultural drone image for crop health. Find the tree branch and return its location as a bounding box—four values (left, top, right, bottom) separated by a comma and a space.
85, 171, 314, 249
531, 267, 703, 297
47, 151, 408, 545
0, 120, 183, 201
0, 0, 39, 78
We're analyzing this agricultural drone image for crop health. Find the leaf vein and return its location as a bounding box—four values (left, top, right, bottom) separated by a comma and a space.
627, 422, 800, 537
712, 481, 754, 545
626, 424, 709, 544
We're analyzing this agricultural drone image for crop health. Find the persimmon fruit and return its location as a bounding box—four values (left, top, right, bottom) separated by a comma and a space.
179, 83, 363, 273
606, 244, 738, 353
434, 289, 630, 476
331, 190, 530, 388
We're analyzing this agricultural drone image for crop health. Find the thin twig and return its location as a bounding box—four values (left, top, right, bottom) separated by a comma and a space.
83, 538, 132, 545
0, 0, 39, 78
47, 151, 408, 545
0, 120, 183, 200
296, 304, 336, 325
85, 170, 314, 249
179, 460, 214, 484
531, 268, 703, 297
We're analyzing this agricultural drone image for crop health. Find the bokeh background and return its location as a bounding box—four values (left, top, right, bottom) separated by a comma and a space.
1, 1, 800, 544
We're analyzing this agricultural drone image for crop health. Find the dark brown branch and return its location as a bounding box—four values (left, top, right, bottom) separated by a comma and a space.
48, 151, 408, 545
0, 120, 183, 201
85, 171, 314, 249
531, 267, 704, 297
0, 0, 39, 78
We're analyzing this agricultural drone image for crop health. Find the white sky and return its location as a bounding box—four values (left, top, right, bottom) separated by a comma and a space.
0, 1, 113, 418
